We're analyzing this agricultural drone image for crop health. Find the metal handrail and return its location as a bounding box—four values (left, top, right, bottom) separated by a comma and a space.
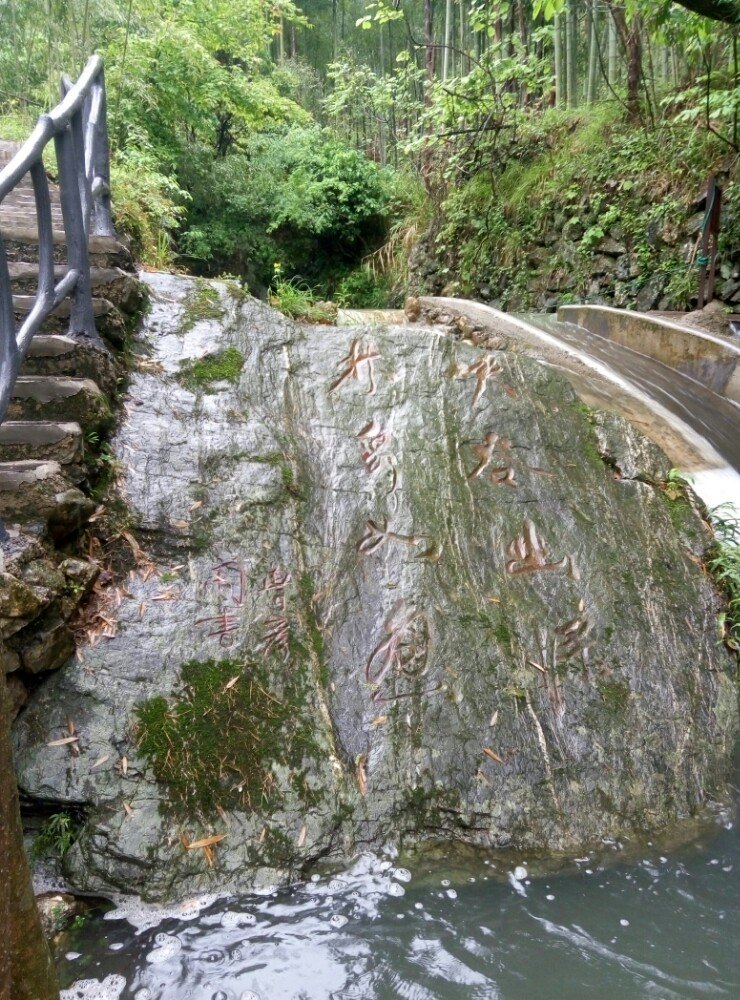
0, 55, 115, 423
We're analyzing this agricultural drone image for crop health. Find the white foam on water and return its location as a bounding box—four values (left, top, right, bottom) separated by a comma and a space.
508, 873, 527, 898
60, 975, 126, 1000
145, 932, 182, 964
691, 468, 740, 512
387, 882, 405, 897
104, 892, 222, 932
221, 910, 257, 928
513, 866, 528, 881
392, 868, 412, 883
329, 914, 348, 929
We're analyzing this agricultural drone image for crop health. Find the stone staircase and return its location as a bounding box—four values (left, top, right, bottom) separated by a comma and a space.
0, 140, 142, 540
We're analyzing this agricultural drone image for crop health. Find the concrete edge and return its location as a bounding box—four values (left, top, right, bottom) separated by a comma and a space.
557, 303, 740, 356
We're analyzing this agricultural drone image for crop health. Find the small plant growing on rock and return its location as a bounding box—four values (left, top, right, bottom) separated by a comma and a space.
707, 504, 740, 652
33, 812, 79, 859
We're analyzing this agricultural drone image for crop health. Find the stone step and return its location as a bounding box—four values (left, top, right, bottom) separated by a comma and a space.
8, 261, 142, 315
22, 334, 118, 394
0, 225, 132, 269
0, 460, 94, 539
7, 376, 112, 432
13, 293, 126, 345
0, 421, 83, 465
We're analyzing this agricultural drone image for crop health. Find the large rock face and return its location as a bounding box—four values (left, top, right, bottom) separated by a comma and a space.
12, 274, 737, 900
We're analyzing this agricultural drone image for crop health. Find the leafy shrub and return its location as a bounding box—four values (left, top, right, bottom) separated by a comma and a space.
708, 504, 740, 652
335, 267, 390, 308
178, 128, 389, 291
111, 143, 187, 266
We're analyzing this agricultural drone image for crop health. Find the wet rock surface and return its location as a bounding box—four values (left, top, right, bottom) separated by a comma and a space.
13, 273, 738, 901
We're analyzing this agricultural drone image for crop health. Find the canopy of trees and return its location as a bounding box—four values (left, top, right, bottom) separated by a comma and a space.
0, 2, 737, 294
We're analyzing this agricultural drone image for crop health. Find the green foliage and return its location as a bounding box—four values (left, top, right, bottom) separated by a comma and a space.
430, 103, 737, 308
179, 128, 388, 289
707, 505, 740, 651
110, 146, 187, 266
134, 657, 321, 817
334, 267, 390, 308
268, 131, 388, 242
33, 812, 79, 859
180, 283, 226, 330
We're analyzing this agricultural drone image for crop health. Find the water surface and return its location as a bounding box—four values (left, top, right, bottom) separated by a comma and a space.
58, 803, 738, 1000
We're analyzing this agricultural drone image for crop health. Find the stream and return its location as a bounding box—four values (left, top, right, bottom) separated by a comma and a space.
57, 770, 738, 1000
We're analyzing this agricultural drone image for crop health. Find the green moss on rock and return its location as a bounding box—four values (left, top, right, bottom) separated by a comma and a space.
177, 347, 244, 392
180, 282, 225, 331
597, 678, 631, 716
134, 657, 319, 817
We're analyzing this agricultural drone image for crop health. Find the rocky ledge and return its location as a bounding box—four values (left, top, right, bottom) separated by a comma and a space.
12, 273, 738, 901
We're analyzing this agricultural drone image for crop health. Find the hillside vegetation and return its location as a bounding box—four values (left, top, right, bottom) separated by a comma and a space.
0, 1, 737, 309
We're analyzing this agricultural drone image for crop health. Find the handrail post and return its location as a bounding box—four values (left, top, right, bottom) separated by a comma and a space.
0, 233, 18, 422
54, 122, 98, 343
89, 69, 115, 238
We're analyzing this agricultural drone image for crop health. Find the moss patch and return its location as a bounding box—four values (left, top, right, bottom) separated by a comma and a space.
597, 678, 631, 716
134, 657, 319, 818
180, 282, 225, 331
177, 347, 244, 392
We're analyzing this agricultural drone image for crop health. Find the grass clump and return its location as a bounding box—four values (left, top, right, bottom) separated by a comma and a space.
269, 276, 337, 324
177, 346, 244, 392
707, 505, 740, 652
134, 658, 319, 818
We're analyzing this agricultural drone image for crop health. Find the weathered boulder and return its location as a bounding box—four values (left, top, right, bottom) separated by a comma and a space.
13, 274, 737, 901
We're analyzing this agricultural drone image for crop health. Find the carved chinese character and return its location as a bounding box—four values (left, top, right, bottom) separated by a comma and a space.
194, 610, 241, 646
555, 613, 591, 665
261, 615, 290, 660
261, 566, 292, 614
356, 517, 423, 555
506, 519, 568, 576
203, 559, 245, 606
452, 355, 502, 405
357, 419, 398, 496
365, 601, 431, 703
468, 431, 511, 479
330, 339, 381, 396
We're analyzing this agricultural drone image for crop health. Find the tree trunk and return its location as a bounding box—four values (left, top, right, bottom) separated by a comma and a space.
443, 0, 453, 79
566, 0, 578, 107
554, 11, 565, 106
625, 14, 643, 117
424, 0, 435, 83
587, 0, 600, 103
0, 670, 59, 999
608, 11, 619, 87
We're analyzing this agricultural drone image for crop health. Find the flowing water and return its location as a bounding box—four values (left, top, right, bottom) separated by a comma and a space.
56, 780, 738, 1000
